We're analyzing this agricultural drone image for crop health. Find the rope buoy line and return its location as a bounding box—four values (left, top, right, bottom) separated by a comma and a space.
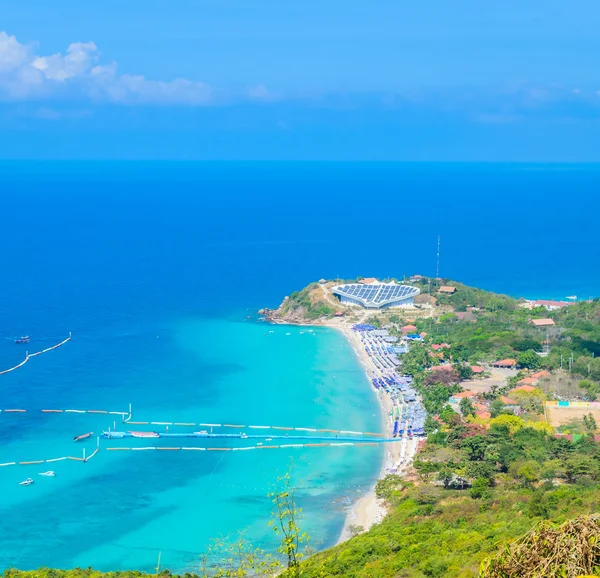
0, 334, 71, 376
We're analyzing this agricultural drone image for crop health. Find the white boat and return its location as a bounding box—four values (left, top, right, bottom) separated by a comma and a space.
19, 478, 34, 486
39, 471, 56, 477
567, 295, 577, 300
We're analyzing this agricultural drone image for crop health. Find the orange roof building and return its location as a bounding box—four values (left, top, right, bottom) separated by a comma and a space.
470, 365, 485, 373
439, 286, 457, 294
431, 343, 451, 351
432, 364, 454, 372
531, 370, 551, 379
512, 384, 537, 393
453, 390, 477, 398
493, 358, 517, 368
500, 395, 518, 405
530, 318, 556, 327
476, 411, 492, 419
359, 277, 378, 284
517, 377, 537, 386
401, 324, 417, 334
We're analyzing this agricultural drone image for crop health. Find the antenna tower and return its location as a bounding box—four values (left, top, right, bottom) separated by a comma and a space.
436, 235, 441, 278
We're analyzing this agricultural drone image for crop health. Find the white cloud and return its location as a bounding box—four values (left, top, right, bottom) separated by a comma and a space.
0, 31, 217, 105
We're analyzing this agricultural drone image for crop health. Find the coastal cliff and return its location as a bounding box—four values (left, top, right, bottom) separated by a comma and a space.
260, 281, 339, 324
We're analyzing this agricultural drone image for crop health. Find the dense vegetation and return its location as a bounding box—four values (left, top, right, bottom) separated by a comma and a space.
298, 413, 600, 577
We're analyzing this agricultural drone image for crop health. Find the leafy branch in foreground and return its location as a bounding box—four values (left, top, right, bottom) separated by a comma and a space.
269, 465, 310, 578
198, 532, 281, 577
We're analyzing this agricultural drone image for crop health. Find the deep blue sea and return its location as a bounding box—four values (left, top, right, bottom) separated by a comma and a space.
0, 162, 599, 571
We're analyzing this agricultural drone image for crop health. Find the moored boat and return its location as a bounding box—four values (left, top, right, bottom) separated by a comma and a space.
15, 336, 30, 344
39, 471, 56, 477
73, 432, 93, 442
19, 478, 34, 486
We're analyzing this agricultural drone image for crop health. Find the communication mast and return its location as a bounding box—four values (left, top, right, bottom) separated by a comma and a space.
436, 235, 441, 278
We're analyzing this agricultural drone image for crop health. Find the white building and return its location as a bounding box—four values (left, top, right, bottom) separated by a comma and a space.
332, 281, 420, 309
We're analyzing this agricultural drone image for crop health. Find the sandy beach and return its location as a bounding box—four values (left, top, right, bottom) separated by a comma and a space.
325, 318, 419, 543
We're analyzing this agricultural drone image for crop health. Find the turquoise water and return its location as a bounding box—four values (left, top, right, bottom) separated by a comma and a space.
2, 161, 600, 571
0, 317, 381, 571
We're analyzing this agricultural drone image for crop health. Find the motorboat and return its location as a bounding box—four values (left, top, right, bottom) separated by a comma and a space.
15, 336, 30, 344
130, 431, 159, 438
39, 471, 56, 477
19, 478, 34, 486
240, 433, 248, 439
73, 432, 93, 442
195, 430, 209, 436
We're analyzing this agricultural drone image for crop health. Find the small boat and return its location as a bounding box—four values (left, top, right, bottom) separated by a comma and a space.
240, 433, 248, 439
73, 432, 93, 442
39, 471, 56, 477
567, 295, 577, 301
195, 430, 209, 435
266, 438, 272, 441
130, 431, 159, 438
15, 336, 30, 344
19, 478, 34, 486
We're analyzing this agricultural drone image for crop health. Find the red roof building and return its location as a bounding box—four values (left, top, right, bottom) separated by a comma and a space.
401, 324, 417, 334
431, 343, 451, 351
439, 286, 457, 294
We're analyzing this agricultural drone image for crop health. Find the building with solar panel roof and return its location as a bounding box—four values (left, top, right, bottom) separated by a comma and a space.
332, 280, 420, 309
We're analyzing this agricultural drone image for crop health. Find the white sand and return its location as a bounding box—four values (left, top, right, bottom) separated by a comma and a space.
324, 319, 419, 543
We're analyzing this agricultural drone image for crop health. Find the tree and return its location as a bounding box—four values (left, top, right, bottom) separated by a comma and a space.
268, 466, 309, 577
460, 434, 488, 461
516, 349, 542, 370
459, 397, 476, 418
579, 379, 600, 401
470, 477, 491, 499
450, 343, 469, 362
583, 412, 597, 432
509, 460, 541, 487
454, 363, 474, 381
490, 399, 507, 418
512, 389, 545, 414
564, 456, 598, 483
495, 345, 515, 360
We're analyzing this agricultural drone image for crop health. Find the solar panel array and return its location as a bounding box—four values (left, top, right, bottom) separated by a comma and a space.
334, 284, 418, 305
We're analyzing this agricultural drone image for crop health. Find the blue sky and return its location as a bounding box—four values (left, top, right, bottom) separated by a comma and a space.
1, 0, 599, 160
